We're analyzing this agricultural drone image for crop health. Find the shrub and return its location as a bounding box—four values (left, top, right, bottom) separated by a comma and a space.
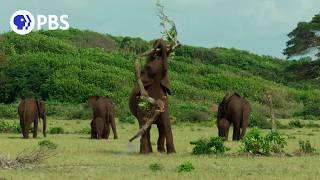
240, 128, 264, 154
190, 136, 230, 155
288, 119, 304, 128
49, 127, 64, 134
240, 128, 287, 155
0, 104, 18, 119
263, 132, 287, 153
177, 161, 194, 173
298, 140, 316, 154
76, 127, 91, 134
119, 115, 136, 124
149, 163, 163, 172
305, 121, 320, 128
249, 112, 271, 129
38, 140, 57, 149
0, 120, 21, 133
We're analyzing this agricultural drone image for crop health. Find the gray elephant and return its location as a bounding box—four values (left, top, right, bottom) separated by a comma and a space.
217, 93, 251, 141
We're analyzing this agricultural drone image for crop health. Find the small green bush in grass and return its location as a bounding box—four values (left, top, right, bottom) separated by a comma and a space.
119, 115, 135, 124
240, 128, 287, 155
190, 136, 230, 155
38, 140, 57, 149
177, 161, 194, 173
76, 127, 90, 134
149, 163, 163, 172
49, 127, 64, 134
298, 140, 316, 154
288, 119, 304, 128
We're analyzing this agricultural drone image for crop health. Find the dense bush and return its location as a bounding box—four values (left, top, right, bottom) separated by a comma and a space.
240, 128, 287, 155
190, 137, 230, 155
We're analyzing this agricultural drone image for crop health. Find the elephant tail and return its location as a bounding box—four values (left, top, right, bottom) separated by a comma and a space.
241, 101, 251, 137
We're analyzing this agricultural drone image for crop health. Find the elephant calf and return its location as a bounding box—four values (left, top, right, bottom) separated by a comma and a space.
18, 97, 47, 139
217, 93, 251, 141
88, 96, 118, 139
91, 117, 107, 139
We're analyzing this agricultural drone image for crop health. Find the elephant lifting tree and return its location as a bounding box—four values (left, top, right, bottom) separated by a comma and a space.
129, 39, 176, 154
18, 97, 47, 139
88, 96, 118, 139
217, 93, 251, 141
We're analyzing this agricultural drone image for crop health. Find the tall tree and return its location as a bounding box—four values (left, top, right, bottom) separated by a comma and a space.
284, 13, 320, 59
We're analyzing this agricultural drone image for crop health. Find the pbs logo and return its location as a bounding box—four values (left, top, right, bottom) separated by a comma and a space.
10, 10, 35, 35
10, 10, 69, 35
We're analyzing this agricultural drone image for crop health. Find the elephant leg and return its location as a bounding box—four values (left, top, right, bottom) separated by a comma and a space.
110, 114, 118, 139
105, 121, 110, 139
23, 123, 29, 139
161, 110, 176, 154
138, 117, 152, 154
33, 118, 38, 138
156, 122, 166, 153
146, 127, 153, 153
19, 116, 25, 138
232, 121, 241, 141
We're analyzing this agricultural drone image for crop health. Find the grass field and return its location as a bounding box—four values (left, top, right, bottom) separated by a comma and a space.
0, 118, 319, 179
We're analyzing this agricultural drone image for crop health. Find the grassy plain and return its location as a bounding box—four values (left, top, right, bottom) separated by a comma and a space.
0, 119, 319, 180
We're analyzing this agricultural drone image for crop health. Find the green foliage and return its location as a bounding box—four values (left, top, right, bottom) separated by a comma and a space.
38, 140, 58, 149
249, 112, 271, 129
305, 121, 320, 128
190, 137, 230, 155
49, 127, 65, 134
149, 163, 163, 172
177, 161, 194, 173
284, 13, 320, 58
240, 128, 287, 155
0, 120, 21, 133
263, 132, 287, 154
298, 140, 316, 153
288, 119, 304, 128
76, 127, 91, 134
0, 29, 319, 120
119, 115, 136, 124
0, 103, 18, 119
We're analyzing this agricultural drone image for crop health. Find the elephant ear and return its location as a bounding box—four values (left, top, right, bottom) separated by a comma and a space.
161, 75, 171, 95
38, 101, 46, 116
88, 96, 99, 108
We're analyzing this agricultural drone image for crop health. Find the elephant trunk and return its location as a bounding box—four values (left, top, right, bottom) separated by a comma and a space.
129, 111, 161, 142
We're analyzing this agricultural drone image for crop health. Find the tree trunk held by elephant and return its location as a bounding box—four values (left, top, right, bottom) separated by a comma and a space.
18, 97, 47, 139
217, 93, 251, 141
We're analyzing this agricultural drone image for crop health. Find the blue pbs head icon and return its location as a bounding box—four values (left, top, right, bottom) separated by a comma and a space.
10, 10, 35, 35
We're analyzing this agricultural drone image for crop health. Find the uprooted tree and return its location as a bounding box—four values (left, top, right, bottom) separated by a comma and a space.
129, 0, 180, 142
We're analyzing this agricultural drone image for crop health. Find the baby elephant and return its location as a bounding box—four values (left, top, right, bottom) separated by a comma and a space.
91, 117, 107, 139
88, 96, 118, 140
